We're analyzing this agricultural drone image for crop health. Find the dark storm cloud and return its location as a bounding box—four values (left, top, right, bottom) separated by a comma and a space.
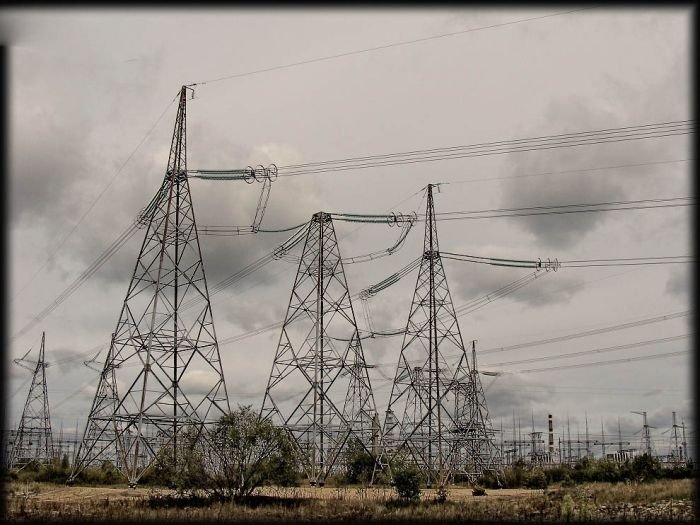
499, 58, 689, 250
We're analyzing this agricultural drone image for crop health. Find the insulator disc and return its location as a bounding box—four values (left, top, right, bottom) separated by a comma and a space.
244, 166, 255, 184
267, 163, 278, 181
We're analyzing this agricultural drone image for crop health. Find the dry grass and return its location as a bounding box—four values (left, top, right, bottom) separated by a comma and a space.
4, 478, 695, 523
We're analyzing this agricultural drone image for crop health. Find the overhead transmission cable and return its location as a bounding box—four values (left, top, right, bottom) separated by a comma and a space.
428, 196, 693, 222
483, 334, 689, 368
185, 7, 600, 87
512, 350, 688, 375
480, 310, 690, 355
12, 222, 141, 341
271, 121, 693, 177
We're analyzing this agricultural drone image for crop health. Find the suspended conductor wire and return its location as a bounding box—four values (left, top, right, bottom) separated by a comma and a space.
281, 121, 691, 171
12, 221, 141, 341
510, 349, 688, 375
483, 333, 690, 368
275, 122, 693, 176
480, 310, 690, 355
185, 7, 601, 87
180, 221, 310, 311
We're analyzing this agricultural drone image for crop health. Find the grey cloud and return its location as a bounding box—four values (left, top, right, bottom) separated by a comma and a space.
665, 265, 690, 299
448, 259, 583, 308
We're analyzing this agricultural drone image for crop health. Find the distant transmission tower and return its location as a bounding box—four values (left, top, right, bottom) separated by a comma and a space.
452, 341, 502, 481
8, 332, 55, 470
632, 410, 654, 456
69, 86, 230, 487
382, 184, 500, 487
260, 212, 380, 486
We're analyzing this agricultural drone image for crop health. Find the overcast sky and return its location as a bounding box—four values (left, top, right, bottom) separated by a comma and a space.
2, 7, 693, 459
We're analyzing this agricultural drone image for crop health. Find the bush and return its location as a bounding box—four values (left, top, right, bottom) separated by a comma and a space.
343, 437, 376, 485
631, 454, 661, 482
545, 464, 572, 484
391, 461, 421, 502
525, 469, 548, 489
472, 485, 487, 496
173, 406, 299, 498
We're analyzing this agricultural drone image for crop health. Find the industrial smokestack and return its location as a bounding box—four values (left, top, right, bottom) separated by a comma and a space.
548, 414, 554, 455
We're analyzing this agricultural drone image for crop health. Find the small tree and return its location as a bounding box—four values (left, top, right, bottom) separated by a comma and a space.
391, 459, 421, 502
202, 406, 299, 499
343, 437, 376, 485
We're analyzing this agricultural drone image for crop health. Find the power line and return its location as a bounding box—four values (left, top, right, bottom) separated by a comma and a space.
186, 7, 600, 87
483, 334, 689, 368
274, 121, 693, 176
442, 251, 692, 268
480, 310, 690, 355
12, 222, 141, 341
432, 199, 693, 221
513, 350, 688, 374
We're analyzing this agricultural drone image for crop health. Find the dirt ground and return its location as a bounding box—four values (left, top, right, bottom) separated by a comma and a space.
7, 482, 536, 505
4, 480, 694, 523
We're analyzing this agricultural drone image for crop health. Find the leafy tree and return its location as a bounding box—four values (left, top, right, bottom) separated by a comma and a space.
343, 437, 376, 485
630, 454, 661, 482
391, 458, 421, 502
525, 468, 548, 489
200, 405, 299, 498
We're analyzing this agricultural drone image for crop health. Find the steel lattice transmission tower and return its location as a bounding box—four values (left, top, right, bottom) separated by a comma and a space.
8, 332, 55, 470
451, 341, 502, 482
69, 86, 230, 487
261, 212, 380, 486
382, 184, 500, 487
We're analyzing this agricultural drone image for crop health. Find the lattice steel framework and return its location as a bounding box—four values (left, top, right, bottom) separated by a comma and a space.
261, 212, 380, 485
381, 184, 500, 487
451, 341, 502, 482
68, 86, 230, 487
8, 332, 55, 470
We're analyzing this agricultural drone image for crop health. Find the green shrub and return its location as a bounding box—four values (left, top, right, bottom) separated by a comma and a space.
525, 469, 548, 489
342, 437, 376, 485
391, 461, 421, 502
631, 454, 661, 482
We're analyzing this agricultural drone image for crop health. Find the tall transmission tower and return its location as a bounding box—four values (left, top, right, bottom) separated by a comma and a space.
631, 410, 654, 456
8, 332, 55, 470
260, 212, 380, 486
669, 411, 682, 464
69, 86, 230, 487
382, 184, 500, 487
452, 341, 502, 479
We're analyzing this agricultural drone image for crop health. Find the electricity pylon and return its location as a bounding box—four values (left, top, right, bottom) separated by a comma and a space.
8, 332, 55, 470
451, 341, 502, 481
631, 410, 654, 456
260, 212, 380, 486
382, 184, 499, 488
69, 86, 230, 487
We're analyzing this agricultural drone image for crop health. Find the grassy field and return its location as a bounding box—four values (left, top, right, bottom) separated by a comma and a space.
4, 478, 695, 523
